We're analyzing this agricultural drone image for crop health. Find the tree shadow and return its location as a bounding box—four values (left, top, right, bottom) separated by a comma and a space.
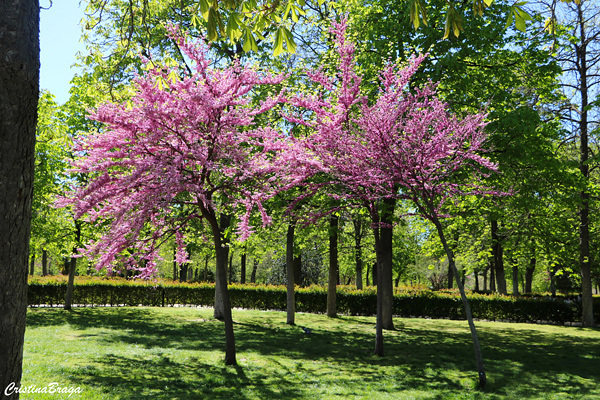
25, 308, 600, 399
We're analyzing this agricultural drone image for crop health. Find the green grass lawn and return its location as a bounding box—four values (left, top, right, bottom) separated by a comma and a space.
20, 307, 600, 399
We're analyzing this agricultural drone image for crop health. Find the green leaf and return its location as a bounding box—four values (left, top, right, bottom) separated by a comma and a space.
282, 27, 297, 53
242, 28, 258, 52
273, 28, 284, 56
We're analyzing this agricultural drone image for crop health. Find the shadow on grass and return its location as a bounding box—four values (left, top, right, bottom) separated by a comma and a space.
26, 308, 600, 399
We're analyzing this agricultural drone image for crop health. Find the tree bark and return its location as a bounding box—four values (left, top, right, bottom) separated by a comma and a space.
228, 251, 234, 284
250, 259, 258, 283
0, 0, 39, 396
380, 198, 395, 330
354, 220, 364, 290
206, 211, 235, 364
373, 223, 384, 356
294, 255, 302, 287
286, 223, 296, 325
172, 245, 178, 281
65, 221, 82, 311
525, 257, 536, 293
432, 216, 486, 388
491, 220, 507, 294
42, 249, 48, 276
29, 252, 35, 276
512, 264, 519, 296
327, 215, 338, 318
213, 214, 231, 321
240, 247, 246, 284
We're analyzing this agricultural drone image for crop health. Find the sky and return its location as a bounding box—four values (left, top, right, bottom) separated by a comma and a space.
40, 1, 87, 105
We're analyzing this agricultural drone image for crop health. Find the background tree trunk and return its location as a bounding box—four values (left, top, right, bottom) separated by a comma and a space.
250, 259, 258, 283
491, 220, 507, 294
29, 252, 35, 276
65, 221, 82, 310
327, 215, 338, 318
42, 249, 48, 276
380, 198, 395, 330
525, 257, 536, 293
353, 218, 364, 290
240, 247, 246, 284
0, 0, 39, 395
286, 223, 296, 324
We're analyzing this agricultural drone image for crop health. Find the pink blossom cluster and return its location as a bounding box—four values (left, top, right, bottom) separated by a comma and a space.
61, 20, 497, 277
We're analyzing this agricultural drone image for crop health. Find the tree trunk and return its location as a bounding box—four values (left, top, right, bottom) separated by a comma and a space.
373, 224, 384, 357
0, 0, 39, 395
251, 259, 258, 283
512, 264, 519, 296
474, 271, 479, 292
432, 216, 486, 388
213, 214, 231, 321
65, 221, 82, 311
380, 198, 395, 330
525, 257, 536, 293
491, 220, 507, 294
294, 255, 302, 287
204, 255, 209, 281
353, 218, 364, 290
172, 245, 178, 281
327, 215, 338, 318
372, 262, 377, 287
42, 249, 48, 276
206, 211, 235, 364
286, 223, 296, 325
240, 248, 246, 284
365, 262, 370, 288
29, 252, 35, 276
228, 251, 234, 284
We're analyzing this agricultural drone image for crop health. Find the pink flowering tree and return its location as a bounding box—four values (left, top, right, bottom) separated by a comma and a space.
286, 19, 495, 387
60, 29, 303, 365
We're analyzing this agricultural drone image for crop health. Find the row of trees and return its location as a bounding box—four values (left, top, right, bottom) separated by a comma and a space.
2, 0, 599, 396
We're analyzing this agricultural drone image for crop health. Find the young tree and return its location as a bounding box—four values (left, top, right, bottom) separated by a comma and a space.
61, 29, 301, 365
287, 18, 495, 386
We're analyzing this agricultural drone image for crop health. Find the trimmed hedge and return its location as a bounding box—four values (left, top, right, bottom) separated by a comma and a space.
27, 278, 600, 325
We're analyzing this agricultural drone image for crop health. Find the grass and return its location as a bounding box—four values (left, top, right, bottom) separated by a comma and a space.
21, 307, 600, 399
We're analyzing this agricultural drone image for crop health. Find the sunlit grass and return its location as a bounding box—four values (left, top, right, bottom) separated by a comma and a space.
21, 307, 600, 399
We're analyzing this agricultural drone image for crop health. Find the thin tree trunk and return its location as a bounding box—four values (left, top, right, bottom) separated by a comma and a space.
286, 223, 296, 325
432, 216, 486, 388
327, 215, 338, 318
30, 251, 35, 276
250, 259, 258, 283
173, 245, 178, 281
380, 198, 395, 330
65, 221, 81, 311
42, 249, 48, 276
0, 0, 39, 393
353, 218, 364, 290
240, 247, 246, 284
373, 223, 384, 357
491, 220, 507, 295
474, 271, 479, 292
228, 251, 234, 284
294, 255, 302, 287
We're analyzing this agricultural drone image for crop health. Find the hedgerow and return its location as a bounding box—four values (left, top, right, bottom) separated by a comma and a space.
27, 276, 600, 325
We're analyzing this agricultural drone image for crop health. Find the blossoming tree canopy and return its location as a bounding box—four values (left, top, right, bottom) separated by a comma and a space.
61, 29, 302, 278
285, 19, 497, 218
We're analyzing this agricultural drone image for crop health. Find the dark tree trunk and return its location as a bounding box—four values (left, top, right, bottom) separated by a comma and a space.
512, 264, 519, 296
179, 263, 187, 282
432, 216, 486, 388
474, 271, 479, 291
250, 259, 258, 283
489, 260, 495, 292
373, 224, 384, 357
65, 221, 82, 311
29, 252, 35, 276
372, 262, 377, 287
365, 262, 370, 288
204, 255, 209, 282
380, 198, 395, 330
42, 249, 48, 276
327, 215, 338, 318
0, 0, 39, 396
228, 251, 234, 284
491, 220, 507, 294
525, 257, 536, 293
447, 262, 454, 289
286, 223, 296, 324
294, 255, 302, 287
240, 248, 246, 284
353, 218, 364, 290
